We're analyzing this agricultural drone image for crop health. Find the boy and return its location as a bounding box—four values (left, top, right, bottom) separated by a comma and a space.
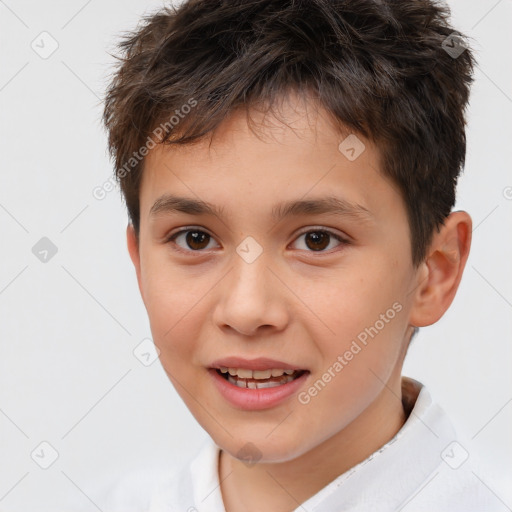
102, 0, 500, 510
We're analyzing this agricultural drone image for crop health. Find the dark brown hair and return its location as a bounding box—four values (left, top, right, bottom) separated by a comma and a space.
103, 0, 475, 265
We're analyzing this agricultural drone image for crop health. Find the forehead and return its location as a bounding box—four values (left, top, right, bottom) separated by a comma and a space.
139, 97, 400, 227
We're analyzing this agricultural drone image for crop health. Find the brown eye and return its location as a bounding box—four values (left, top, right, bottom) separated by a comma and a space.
292, 229, 348, 253
167, 229, 218, 252
185, 231, 210, 250
304, 231, 330, 251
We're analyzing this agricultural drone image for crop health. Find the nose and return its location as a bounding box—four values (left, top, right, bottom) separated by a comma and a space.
212, 250, 289, 337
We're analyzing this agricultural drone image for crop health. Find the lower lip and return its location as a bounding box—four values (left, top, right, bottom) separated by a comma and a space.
208, 368, 309, 411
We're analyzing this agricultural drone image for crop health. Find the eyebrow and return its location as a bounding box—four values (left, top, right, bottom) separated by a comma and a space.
149, 194, 373, 222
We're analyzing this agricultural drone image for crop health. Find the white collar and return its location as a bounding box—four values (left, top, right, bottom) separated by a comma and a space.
149, 377, 457, 512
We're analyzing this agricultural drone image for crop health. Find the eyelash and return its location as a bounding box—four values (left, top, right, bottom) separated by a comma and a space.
164, 227, 350, 255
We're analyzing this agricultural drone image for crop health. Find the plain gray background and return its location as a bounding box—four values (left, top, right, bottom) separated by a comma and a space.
1, 0, 511, 510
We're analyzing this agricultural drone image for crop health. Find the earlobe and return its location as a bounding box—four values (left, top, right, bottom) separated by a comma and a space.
126, 223, 144, 301
409, 211, 472, 327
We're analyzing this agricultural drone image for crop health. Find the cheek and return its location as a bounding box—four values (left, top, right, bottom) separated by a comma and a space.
140, 258, 207, 361
309, 264, 398, 330
308, 261, 407, 371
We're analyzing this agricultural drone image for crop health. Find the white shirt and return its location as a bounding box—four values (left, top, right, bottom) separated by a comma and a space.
105, 377, 503, 511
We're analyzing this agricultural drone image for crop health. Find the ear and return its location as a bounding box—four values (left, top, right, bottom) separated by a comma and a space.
409, 211, 472, 327
126, 223, 144, 302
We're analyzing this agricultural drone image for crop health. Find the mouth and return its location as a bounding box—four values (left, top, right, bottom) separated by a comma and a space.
214, 367, 308, 389
208, 357, 310, 409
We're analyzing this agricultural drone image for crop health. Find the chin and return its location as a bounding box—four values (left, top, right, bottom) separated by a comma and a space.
212, 427, 312, 464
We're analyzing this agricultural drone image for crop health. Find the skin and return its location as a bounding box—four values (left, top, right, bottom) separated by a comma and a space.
127, 93, 472, 512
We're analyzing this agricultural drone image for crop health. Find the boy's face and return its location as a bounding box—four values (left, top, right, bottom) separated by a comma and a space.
128, 96, 423, 462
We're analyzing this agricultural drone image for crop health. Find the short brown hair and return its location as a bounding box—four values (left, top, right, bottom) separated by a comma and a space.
103, 0, 475, 265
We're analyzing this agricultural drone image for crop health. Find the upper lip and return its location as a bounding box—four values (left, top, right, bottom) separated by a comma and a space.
209, 357, 305, 371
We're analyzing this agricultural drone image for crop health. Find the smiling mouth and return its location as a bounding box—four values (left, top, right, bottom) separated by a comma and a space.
215, 367, 308, 389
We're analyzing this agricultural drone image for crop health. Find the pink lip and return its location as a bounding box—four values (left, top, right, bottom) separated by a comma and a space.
209, 356, 304, 371
208, 367, 310, 411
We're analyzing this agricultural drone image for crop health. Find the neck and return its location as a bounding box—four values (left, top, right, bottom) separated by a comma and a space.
219, 376, 408, 512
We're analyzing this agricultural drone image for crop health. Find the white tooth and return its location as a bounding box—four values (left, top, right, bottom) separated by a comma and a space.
253, 369, 272, 379
237, 368, 253, 379
284, 369, 295, 375
226, 372, 298, 390
228, 375, 246, 388
255, 380, 281, 389
271, 369, 285, 377
228, 368, 237, 376
220, 367, 228, 373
